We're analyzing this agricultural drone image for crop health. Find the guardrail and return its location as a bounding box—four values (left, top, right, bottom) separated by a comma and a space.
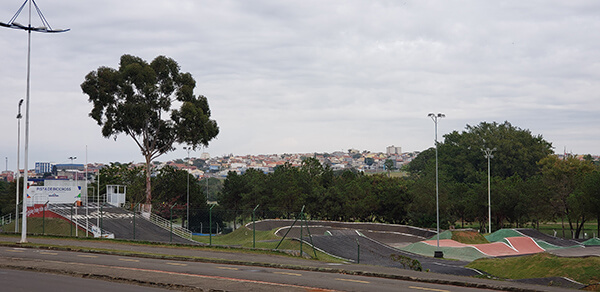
146, 212, 192, 240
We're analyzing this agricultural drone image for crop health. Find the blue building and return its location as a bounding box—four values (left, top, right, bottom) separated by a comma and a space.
35, 162, 52, 174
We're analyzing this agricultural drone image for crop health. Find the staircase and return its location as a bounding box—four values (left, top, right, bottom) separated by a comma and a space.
48, 203, 114, 238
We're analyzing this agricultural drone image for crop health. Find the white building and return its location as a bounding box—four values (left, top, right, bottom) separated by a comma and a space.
386, 145, 402, 155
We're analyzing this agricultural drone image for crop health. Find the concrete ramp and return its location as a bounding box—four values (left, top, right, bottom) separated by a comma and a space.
505, 236, 545, 254
421, 236, 545, 257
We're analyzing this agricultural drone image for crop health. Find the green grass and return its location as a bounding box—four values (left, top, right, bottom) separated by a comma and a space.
451, 230, 489, 244
467, 252, 600, 286
2, 218, 342, 262
192, 226, 344, 262
193, 226, 279, 246
2, 218, 90, 237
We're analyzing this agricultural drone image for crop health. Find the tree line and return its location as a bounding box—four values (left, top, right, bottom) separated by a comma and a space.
1, 121, 598, 238
219, 121, 600, 238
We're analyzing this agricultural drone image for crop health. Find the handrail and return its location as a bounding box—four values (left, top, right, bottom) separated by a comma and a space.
48, 204, 114, 238
146, 212, 192, 240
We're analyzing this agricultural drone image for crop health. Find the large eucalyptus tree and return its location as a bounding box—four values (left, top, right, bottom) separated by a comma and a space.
81, 54, 219, 212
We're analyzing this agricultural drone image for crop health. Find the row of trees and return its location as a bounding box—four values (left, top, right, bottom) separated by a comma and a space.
406, 121, 599, 238
219, 160, 413, 228
219, 121, 600, 238
1, 119, 597, 238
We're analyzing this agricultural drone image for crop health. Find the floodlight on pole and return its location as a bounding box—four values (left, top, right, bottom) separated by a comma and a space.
428, 112, 445, 258
1, 0, 69, 243
15, 99, 23, 233
482, 147, 496, 234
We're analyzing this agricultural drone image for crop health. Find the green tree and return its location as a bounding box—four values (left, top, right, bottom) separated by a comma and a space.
576, 170, 600, 237
384, 159, 395, 177
407, 121, 553, 230
81, 54, 219, 212
540, 156, 595, 238
152, 165, 206, 227
98, 163, 146, 204
270, 163, 303, 217
438, 121, 553, 183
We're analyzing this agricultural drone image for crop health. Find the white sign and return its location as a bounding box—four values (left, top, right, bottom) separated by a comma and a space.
27, 186, 81, 206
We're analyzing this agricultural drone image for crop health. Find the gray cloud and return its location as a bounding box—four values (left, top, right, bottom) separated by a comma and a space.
1, 0, 598, 167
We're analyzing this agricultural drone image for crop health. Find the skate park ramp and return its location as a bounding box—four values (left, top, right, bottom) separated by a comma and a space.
513, 228, 583, 248
404, 228, 595, 261
582, 237, 600, 246
250, 220, 481, 276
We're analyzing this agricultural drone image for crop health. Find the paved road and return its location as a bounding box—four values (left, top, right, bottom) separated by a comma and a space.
0, 268, 172, 292
0, 246, 516, 292
0, 235, 574, 292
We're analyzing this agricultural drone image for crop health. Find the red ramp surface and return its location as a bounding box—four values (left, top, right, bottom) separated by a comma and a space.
423, 236, 545, 257
506, 236, 545, 254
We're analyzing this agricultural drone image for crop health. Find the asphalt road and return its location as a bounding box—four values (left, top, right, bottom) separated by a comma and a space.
0, 246, 500, 292
0, 268, 172, 292
0, 235, 577, 292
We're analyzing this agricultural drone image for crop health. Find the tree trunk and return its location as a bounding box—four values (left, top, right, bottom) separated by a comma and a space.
144, 155, 153, 214
574, 215, 585, 239
561, 217, 565, 238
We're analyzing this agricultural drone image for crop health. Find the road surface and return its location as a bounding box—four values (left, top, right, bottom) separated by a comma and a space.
0, 246, 513, 292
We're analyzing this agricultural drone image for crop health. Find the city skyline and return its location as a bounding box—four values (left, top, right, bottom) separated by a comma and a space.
1, 1, 599, 169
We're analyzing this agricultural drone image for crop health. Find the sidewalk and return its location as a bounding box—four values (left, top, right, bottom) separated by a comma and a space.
0, 234, 574, 292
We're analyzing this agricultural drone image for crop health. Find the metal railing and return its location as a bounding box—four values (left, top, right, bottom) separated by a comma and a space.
146, 212, 192, 240
48, 203, 114, 238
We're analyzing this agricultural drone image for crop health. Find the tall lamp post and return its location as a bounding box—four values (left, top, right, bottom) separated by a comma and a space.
483, 147, 496, 234
183, 146, 191, 229
15, 99, 23, 233
1, 0, 69, 243
428, 112, 445, 258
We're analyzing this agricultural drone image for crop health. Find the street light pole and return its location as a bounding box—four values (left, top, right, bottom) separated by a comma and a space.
483, 147, 496, 234
1, 0, 69, 243
428, 112, 445, 258
15, 99, 23, 233
183, 147, 191, 229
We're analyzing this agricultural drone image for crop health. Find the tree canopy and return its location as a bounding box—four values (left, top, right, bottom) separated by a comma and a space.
81, 54, 219, 211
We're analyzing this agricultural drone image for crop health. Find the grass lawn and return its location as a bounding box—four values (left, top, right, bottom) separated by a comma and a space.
467, 252, 600, 287
1, 218, 90, 237
193, 226, 344, 262
451, 230, 489, 244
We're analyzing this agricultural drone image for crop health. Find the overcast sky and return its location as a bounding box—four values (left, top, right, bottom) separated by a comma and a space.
1, 0, 599, 168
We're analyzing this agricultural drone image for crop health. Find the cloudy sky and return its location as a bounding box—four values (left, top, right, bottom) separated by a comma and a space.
1, 1, 599, 168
